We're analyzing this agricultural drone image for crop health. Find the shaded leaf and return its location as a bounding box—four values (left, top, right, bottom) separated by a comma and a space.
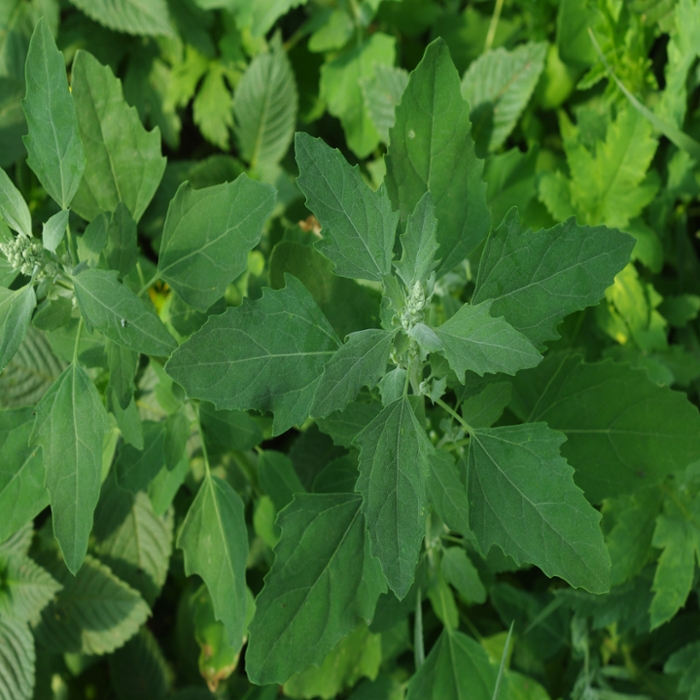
0, 552, 61, 623
0, 618, 34, 700
0, 168, 31, 237
0, 285, 36, 374
68, 0, 173, 37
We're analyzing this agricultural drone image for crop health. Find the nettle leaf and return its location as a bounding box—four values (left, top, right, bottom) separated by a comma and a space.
178, 475, 248, 649
355, 397, 434, 599
361, 64, 409, 144
468, 423, 611, 593
166, 275, 340, 436
246, 493, 386, 685
427, 451, 471, 539
0, 618, 34, 700
386, 38, 490, 276
30, 363, 109, 574
434, 300, 541, 379
0, 552, 61, 623
461, 42, 547, 155
295, 132, 398, 283
73, 269, 176, 356
22, 17, 85, 209
0, 285, 36, 373
312, 329, 395, 419
234, 41, 298, 173
157, 175, 275, 311
68, 0, 173, 37
71, 50, 166, 223
472, 210, 634, 346
394, 191, 440, 289
35, 554, 150, 655
511, 353, 700, 502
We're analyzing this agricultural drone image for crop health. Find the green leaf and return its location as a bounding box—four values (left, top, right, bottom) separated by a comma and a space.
468, 423, 611, 593
386, 38, 490, 276
0, 168, 31, 237
394, 192, 440, 290
78, 212, 109, 266
313, 456, 359, 494
427, 451, 471, 539
295, 133, 398, 283
41, 210, 69, 252
434, 300, 541, 379
178, 475, 248, 648
234, 42, 298, 172
511, 353, 700, 502
0, 618, 34, 700
30, 362, 109, 574
70, 50, 166, 223
115, 420, 166, 494
361, 64, 409, 144
104, 203, 139, 278
320, 32, 396, 158
461, 42, 547, 155
200, 402, 262, 452
35, 554, 150, 655
148, 453, 189, 517
109, 628, 171, 700
441, 547, 486, 604
231, 0, 308, 37
355, 397, 434, 599
157, 175, 275, 311
406, 630, 505, 700
472, 209, 634, 346
0, 552, 61, 623
258, 450, 305, 512
67, 0, 174, 37
73, 269, 176, 356
460, 381, 511, 429
665, 640, 700, 699
0, 285, 36, 373
165, 275, 340, 436
107, 340, 138, 411
312, 329, 395, 419
246, 493, 385, 685
22, 17, 85, 209
316, 400, 383, 449
192, 63, 234, 151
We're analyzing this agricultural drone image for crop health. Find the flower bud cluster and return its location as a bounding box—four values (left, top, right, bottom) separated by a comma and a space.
0, 235, 44, 276
400, 281, 426, 331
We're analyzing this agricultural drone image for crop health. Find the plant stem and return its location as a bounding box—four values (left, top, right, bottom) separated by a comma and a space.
72, 317, 83, 364
484, 0, 504, 53
435, 397, 472, 433
138, 274, 159, 298
193, 402, 211, 479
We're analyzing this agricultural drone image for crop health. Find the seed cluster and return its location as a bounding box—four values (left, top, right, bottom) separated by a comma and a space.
0, 234, 44, 276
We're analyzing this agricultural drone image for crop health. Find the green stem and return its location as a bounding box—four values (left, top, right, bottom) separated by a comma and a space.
435, 397, 472, 433
193, 402, 211, 479
138, 274, 159, 298
65, 219, 78, 266
72, 317, 83, 365
484, 0, 504, 53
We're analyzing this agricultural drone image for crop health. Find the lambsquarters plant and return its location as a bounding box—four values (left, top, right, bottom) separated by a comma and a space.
2, 17, 700, 700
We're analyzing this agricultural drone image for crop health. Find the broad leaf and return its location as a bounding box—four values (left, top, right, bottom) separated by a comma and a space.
295, 132, 398, 282
386, 38, 490, 275
71, 50, 166, 222
73, 269, 176, 356
246, 493, 385, 685
472, 210, 634, 346
178, 475, 248, 648
427, 451, 471, 539
0, 285, 36, 373
68, 0, 173, 37
165, 275, 340, 435
394, 191, 440, 289
0, 618, 34, 700
355, 397, 434, 599
312, 329, 395, 419
22, 17, 84, 209
0, 168, 31, 237
157, 175, 275, 311
0, 552, 61, 623
434, 300, 541, 379
468, 423, 611, 593
30, 363, 109, 574
511, 353, 700, 501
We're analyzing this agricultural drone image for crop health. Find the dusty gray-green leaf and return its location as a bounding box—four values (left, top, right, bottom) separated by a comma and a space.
0, 618, 34, 700
22, 17, 85, 209
0, 285, 36, 374
394, 191, 440, 289
157, 175, 275, 311
68, 0, 174, 37
0, 168, 31, 238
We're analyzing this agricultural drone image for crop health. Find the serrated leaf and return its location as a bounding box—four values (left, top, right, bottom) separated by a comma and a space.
178, 475, 248, 648
316, 400, 383, 449
73, 269, 176, 356
0, 618, 34, 700
472, 209, 634, 346
665, 640, 700, 699
0, 168, 31, 237
0, 553, 61, 623
234, 43, 297, 172
165, 275, 340, 435
394, 191, 440, 289
312, 329, 395, 419
22, 18, 85, 209
192, 63, 234, 150
386, 38, 490, 276
355, 397, 433, 599
246, 493, 386, 685
0, 523, 33, 557
34, 554, 150, 655
70, 50, 166, 223
361, 64, 409, 144
427, 451, 471, 539
114, 420, 166, 494
461, 42, 547, 155
511, 353, 700, 502
0, 285, 36, 373
68, 0, 173, 37
295, 133, 398, 283
157, 175, 275, 311
240, 0, 308, 37
434, 300, 541, 379
30, 362, 109, 574
468, 423, 611, 593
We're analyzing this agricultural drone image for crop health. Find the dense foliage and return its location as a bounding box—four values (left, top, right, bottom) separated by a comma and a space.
2, 1, 700, 698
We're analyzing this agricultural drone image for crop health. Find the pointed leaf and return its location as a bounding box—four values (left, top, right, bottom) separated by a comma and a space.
468, 423, 611, 593
41, 210, 69, 253
386, 39, 490, 275
165, 275, 340, 435
355, 397, 433, 599
316, 400, 383, 449
460, 381, 511, 429
295, 133, 398, 282
114, 420, 166, 494
104, 203, 139, 278
0, 285, 36, 373
30, 363, 109, 574
427, 451, 471, 539
0, 168, 31, 237
178, 475, 248, 648
70, 50, 166, 222
67, 0, 173, 37
157, 175, 275, 311
0, 618, 34, 700
22, 18, 85, 208
394, 191, 440, 289
258, 451, 305, 512
472, 210, 635, 345
246, 493, 386, 685
106, 340, 138, 411
0, 553, 61, 623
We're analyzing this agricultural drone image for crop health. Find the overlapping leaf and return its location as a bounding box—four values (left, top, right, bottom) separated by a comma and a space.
0, 552, 61, 623
68, 0, 173, 37
0, 285, 36, 373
